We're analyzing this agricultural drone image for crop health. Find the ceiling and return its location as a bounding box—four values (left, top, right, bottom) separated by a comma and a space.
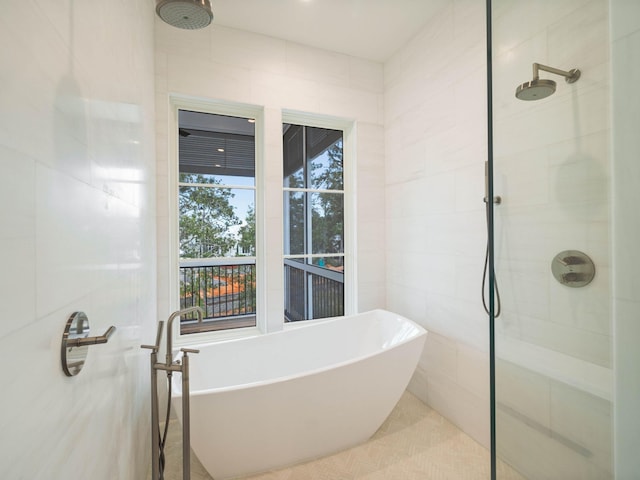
210, 0, 449, 63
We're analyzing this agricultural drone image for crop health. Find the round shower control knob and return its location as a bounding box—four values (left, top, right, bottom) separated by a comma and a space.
551, 250, 595, 288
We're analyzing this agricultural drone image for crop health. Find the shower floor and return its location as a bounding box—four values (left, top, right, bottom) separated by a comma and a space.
157, 391, 525, 479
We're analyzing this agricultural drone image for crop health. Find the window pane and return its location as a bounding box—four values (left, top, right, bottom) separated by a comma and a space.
283, 259, 344, 322
178, 109, 257, 334
235, 192, 256, 257
178, 108, 256, 187
309, 138, 343, 191
284, 261, 306, 322
310, 271, 344, 320
179, 110, 255, 183
309, 256, 344, 272
285, 169, 304, 189
310, 192, 343, 255
179, 186, 254, 259
282, 124, 345, 323
283, 124, 304, 188
180, 261, 256, 331
285, 191, 305, 255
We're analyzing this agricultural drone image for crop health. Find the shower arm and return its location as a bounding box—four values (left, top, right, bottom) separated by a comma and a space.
532, 63, 580, 83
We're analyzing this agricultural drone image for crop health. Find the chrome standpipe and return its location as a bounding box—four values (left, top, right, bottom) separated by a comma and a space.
142, 307, 203, 480
180, 347, 200, 480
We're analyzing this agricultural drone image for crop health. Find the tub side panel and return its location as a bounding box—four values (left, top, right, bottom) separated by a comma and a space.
188, 333, 426, 479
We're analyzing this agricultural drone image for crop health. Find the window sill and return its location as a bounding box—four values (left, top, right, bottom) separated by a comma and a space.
176, 324, 262, 347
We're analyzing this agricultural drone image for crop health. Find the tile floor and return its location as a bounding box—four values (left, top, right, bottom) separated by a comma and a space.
155, 391, 525, 479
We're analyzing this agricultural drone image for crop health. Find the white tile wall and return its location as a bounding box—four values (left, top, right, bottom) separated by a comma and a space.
384, 0, 491, 448
0, 1, 156, 479
154, 22, 387, 327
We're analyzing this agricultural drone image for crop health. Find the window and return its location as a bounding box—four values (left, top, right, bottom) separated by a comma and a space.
283, 124, 344, 321
177, 110, 257, 333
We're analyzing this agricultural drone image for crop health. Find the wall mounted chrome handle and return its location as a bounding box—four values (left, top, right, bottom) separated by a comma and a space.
66, 325, 116, 347
61, 311, 116, 377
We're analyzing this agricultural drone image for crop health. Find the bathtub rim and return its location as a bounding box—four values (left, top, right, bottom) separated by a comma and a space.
172, 309, 427, 398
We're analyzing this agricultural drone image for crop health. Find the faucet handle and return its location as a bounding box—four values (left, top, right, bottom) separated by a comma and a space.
140, 321, 165, 352
66, 325, 116, 347
181, 347, 200, 355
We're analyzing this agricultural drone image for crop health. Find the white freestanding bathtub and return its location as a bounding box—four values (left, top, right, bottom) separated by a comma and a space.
172, 309, 427, 479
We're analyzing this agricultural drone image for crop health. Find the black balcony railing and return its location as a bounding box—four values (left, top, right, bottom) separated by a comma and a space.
284, 260, 344, 322
180, 260, 256, 332
179, 259, 344, 332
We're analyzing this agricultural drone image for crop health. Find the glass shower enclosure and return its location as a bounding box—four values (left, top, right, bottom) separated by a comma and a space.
489, 0, 616, 478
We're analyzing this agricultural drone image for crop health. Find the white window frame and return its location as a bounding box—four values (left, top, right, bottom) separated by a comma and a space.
166, 98, 357, 346
281, 110, 357, 324
169, 95, 265, 346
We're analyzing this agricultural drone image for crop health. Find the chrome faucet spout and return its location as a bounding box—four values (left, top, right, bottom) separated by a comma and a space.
166, 307, 204, 366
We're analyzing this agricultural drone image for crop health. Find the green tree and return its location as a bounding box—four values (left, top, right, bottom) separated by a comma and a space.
310, 142, 344, 259
237, 203, 256, 255
285, 162, 306, 255
311, 141, 343, 191
179, 174, 241, 258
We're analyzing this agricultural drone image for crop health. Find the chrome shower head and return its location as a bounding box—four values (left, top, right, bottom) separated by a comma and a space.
515, 78, 557, 101
515, 63, 580, 101
156, 0, 213, 30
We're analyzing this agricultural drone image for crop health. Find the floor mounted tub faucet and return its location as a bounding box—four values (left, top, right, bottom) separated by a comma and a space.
141, 306, 204, 480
